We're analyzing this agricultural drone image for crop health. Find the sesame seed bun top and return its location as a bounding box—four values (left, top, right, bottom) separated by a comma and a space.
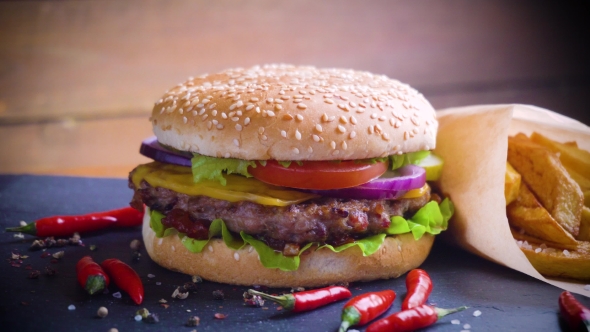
150, 64, 437, 160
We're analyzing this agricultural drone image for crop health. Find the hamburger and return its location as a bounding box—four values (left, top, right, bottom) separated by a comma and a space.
129, 64, 453, 287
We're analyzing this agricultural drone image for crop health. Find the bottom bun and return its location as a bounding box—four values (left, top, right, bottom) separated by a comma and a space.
143, 210, 435, 287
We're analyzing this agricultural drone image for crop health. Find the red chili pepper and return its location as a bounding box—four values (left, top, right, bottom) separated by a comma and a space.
559, 291, 590, 332
5, 207, 143, 237
101, 258, 144, 305
76, 256, 110, 295
402, 269, 433, 310
248, 286, 352, 312
339, 290, 396, 332
366, 304, 467, 332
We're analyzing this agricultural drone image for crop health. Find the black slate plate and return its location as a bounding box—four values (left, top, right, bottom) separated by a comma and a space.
0, 175, 588, 332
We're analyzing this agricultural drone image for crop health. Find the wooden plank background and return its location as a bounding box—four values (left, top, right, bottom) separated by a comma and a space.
1, 0, 589, 177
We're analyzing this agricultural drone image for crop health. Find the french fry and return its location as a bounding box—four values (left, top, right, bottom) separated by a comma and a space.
507, 183, 577, 245
566, 168, 590, 191
578, 207, 590, 242
504, 162, 521, 206
530, 132, 590, 180
507, 135, 583, 236
512, 228, 590, 281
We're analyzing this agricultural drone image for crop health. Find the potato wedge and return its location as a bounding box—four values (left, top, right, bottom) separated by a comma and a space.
512, 229, 590, 281
507, 183, 577, 245
507, 135, 583, 236
504, 162, 521, 206
578, 207, 590, 242
530, 132, 590, 180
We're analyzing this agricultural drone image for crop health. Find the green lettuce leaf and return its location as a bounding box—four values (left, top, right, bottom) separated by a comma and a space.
389, 151, 431, 170
191, 154, 257, 186
149, 198, 453, 271
320, 234, 386, 256
387, 198, 454, 240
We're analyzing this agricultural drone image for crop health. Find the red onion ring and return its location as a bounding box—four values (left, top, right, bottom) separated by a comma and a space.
303, 165, 426, 200
140, 136, 192, 167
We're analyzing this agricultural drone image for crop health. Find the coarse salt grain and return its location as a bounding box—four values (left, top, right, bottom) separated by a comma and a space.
156, 282, 162, 286
451, 319, 461, 325
463, 323, 471, 329
134, 315, 142, 322
113, 292, 122, 299
147, 274, 155, 278
584, 284, 590, 291
473, 310, 482, 317
68, 305, 76, 311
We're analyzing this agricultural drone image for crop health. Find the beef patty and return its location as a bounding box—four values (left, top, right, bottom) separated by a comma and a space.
130, 177, 433, 253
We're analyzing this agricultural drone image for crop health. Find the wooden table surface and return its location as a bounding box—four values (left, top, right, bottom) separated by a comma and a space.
1, 0, 589, 177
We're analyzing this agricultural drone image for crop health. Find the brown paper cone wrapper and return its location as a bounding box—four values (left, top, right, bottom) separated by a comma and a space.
435, 104, 590, 296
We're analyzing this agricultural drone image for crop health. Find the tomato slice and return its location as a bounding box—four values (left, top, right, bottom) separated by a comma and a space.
248, 160, 388, 190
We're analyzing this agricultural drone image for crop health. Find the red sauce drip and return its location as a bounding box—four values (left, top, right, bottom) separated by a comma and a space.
161, 209, 209, 240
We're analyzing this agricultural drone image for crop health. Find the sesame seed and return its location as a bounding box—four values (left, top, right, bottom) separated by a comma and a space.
315, 124, 323, 132
294, 94, 303, 99
368, 126, 374, 134
350, 116, 357, 124
308, 146, 313, 153
404, 131, 409, 140
296, 114, 304, 121
379, 116, 386, 121
330, 141, 336, 149
212, 119, 219, 125
216, 124, 224, 129
266, 98, 274, 103
395, 122, 401, 128
198, 108, 206, 115
292, 147, 300, 154
375, 124, 383, 133
281, 130, 287, 138
349, 101, 357, 108
235, 124, 242, 131
324, 98, 334, 104
179, 108, 184, 114
212, 110, 218, 116
283, 114, 294, 120
295, 130, 302, 140
209, 102, 217, 109
339, 116, 348, 124
349, 131, 356, 139
275, 104, 283, 111
221, 112, 228, 119
267, 110, 276, 117
192, 110, 198, 116
233, 139, 240, 146
275, 99, 284, 104
281, 95, 290, 100
341, 141, 348, 150
244, 117, 250, 125
322, 113, 329, 122
258, 127, 265, 134
279, 90, 285, 95
202, 98, 210, 104
297, 103, 307, 109
183, 116, 187, 124
312, 135, 320, 142
255, 107, 261, 113
246, 104, 255, 111
338, 103, 346, 110
261, 135, 268, 140
411, 117, 420, 126
231, 117, 239, 121
250, 97, 259, 102
412, 128, 419, 135
236, 100, 244, 107
201, 114, 209, 121
371, 113, 378, 119
337, 125, 346, 133
382, 133, 390, 141
293, 99, 302, 103
207, 121, 212, 130
339, 95, 349, 101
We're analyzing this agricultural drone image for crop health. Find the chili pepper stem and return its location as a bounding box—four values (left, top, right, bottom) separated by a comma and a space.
5, 223, 36, 235
339, 306, 361, 332
85, 275, 107, 295
247, 289, 295, 311
435, 306, 468, 319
